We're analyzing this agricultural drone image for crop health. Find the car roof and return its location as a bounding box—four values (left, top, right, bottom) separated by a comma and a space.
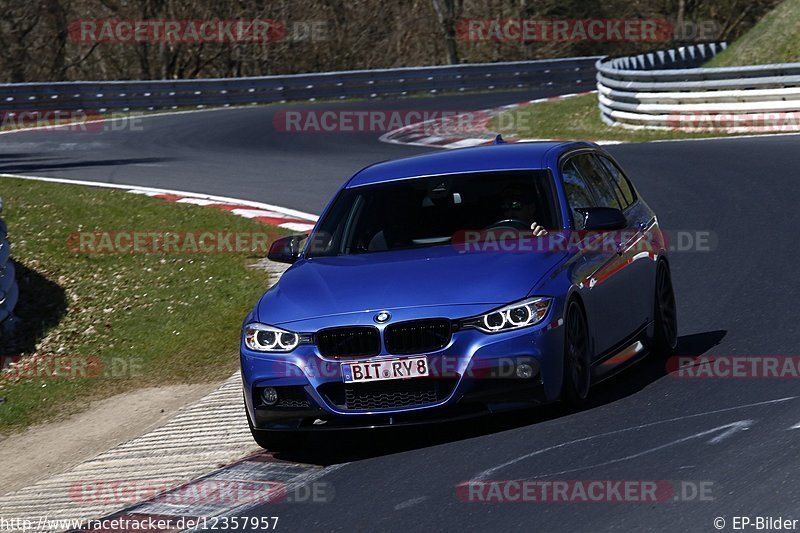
346, 141, 595, 187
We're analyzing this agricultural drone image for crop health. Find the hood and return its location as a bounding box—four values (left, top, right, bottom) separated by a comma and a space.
257, 246, 567, 325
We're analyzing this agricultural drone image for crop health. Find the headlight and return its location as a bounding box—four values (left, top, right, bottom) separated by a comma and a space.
460, 297, 552, 333
244, 323, 301, 352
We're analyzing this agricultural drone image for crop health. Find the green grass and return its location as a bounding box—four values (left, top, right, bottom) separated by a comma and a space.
492, 93, 737, 143
706, 0, 800, 67
0, 176, 288, 433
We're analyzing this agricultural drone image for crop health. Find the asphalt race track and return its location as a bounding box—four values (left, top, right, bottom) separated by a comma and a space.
2, 90, 800, 531
0, 89, 554, 213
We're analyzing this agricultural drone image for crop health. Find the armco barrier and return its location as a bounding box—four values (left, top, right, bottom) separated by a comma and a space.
0, 57, 599, 114
596, 42, 800, 131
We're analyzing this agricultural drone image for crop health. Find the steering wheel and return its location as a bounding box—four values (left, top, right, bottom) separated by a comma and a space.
483, 218, 530, 231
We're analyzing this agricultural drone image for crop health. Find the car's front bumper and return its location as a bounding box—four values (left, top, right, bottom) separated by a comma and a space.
240, 303, 566, 431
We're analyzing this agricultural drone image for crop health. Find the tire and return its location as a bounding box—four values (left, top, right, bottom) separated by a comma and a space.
561, 300, 591, 406
653, 260, 678, 356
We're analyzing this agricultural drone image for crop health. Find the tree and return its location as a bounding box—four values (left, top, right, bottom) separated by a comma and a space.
431, 0, 460, 64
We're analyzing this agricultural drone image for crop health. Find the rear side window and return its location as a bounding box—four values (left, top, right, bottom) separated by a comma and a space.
597, 155, 636, 209
570, 154, 621, 210
561, 160, 596, 230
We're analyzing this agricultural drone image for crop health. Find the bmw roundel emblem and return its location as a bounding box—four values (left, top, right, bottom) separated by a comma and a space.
374, 311, 391, 323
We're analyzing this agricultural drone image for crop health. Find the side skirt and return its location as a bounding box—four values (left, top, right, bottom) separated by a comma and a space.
590, 323, 653, 384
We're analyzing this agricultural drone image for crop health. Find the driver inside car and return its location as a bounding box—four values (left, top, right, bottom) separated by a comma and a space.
499, 186, 549, 237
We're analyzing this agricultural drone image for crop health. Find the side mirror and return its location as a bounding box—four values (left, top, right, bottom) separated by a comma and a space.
575, 207, 627, 231
268, 234, 307, 264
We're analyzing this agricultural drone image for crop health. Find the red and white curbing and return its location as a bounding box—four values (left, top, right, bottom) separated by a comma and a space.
128, 191, 316, 233
0, 173, 318, 233
86, 453, 342, 532
379, 90, 622, 148
0, 372, 341, 532
0, 107, 320, 233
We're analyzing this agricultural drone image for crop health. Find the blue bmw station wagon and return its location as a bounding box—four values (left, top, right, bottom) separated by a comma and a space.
240, 141, 677, 449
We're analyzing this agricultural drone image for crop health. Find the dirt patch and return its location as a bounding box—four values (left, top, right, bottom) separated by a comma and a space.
0, 381, 221, 495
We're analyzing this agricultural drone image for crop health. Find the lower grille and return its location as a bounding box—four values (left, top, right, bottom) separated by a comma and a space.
345, 382, 436, 410
316, 326, 380, 359
319, 378, 457, 411
255, 386, 311, 409
276, 397, 311, 409
385, 318, 452, 354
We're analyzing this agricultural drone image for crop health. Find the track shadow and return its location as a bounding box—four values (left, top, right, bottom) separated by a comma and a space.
272, 330, 727, 465
0, 261, 68, 356
585, 329, 727, 408
0, 156, 174, 175
0, 152, 49, 160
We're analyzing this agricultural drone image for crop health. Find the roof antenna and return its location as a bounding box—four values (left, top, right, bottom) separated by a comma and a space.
493, 134, 506, 145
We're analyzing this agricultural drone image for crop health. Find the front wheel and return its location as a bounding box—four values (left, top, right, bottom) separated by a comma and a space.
561, 300, 591, 406
653, 261, 678, 356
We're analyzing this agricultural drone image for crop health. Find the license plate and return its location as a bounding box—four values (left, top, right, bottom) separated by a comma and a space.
342, 356, 429, 383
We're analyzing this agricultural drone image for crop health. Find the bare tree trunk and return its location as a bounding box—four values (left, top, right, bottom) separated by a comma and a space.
45, 0, 69, 80
431, 0, 459, 64
0, 0, 783, 82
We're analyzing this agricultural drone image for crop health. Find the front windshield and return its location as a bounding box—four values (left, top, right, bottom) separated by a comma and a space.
306, 170, 557, 258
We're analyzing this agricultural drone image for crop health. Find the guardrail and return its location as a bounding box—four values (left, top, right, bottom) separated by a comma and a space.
597, 42, 800, 131
0, 56, 599, 114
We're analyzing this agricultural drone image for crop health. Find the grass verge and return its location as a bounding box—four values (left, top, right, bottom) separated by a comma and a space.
0, 176, 287, 434
492, 93, 753, 143
706, 0, 800, 67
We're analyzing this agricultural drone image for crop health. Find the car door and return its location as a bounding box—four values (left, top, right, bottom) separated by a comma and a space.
560, 154, 623, 357
563, 152, 641, 356
595, 153, 658, 332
